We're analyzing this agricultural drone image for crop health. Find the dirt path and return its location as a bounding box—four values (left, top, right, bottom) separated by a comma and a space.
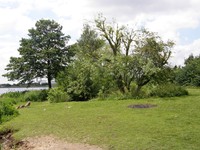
2, 135, 103, 150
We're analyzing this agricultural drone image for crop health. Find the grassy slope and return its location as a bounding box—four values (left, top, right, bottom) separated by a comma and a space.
1, 88, 200, 150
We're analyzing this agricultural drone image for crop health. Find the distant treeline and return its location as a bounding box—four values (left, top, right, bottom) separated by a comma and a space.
0, 83, 49, 88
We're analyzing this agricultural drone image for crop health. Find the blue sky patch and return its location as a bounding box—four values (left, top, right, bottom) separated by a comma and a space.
27, 9, 57, 20
178, 26, 200, 45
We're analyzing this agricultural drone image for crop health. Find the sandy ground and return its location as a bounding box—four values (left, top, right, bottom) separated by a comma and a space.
18, 136, 103, 150
3, 135, 103, 150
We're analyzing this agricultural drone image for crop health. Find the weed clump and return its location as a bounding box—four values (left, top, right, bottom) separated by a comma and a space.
0, 101, 19, 123
150, 84, 188, 97
48, 87, 71, 103
23, 90, 48, 102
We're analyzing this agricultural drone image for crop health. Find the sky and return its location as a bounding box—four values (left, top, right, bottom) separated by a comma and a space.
0, 0, 200, 84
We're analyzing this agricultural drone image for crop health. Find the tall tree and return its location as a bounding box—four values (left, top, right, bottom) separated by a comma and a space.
95, 15, 174, 95
3, 19, 72, 88
95, 15, 135, 93
133, 29, 174, 93
77, 24, 105, 62
57, 24, 107, 100
175, 55, 200, 86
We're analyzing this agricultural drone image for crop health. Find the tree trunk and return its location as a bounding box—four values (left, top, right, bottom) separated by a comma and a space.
47, 77, 52, 89
47, 72, 52, 89
135, 85, 142, 96
115, 74, 125, 94
47, 59, 52, 89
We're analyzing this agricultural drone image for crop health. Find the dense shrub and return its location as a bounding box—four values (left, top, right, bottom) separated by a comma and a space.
24, 90, 48, 102
97, 83, 150, 100
48, 87, 71, 103
0, 101, 19, 123
150, 84, 188, 97
1, 90, 48, 102
129, 83, 151, 99
0, 91, 27, 104
1, 91, 25, 99
98, 90, 148, 100
37, 90, 49, 101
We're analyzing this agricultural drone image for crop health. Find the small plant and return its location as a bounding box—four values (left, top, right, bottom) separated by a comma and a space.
0, 101, 19, 123
0, 91, 26, 104
37, 90, 49, 101
150, 84, 188, 97
23, 90, 48, 102
1, 91, 23, 98
48, 87, 71, 103
130, 83, 150, 99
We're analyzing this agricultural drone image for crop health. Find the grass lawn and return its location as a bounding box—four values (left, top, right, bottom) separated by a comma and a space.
1, 88, 200, 150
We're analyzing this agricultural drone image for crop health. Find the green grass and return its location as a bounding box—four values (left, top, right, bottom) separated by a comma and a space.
1, 88, 200, 149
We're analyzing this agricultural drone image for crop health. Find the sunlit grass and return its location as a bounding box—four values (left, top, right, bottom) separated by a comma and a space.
1, 88, 200, 149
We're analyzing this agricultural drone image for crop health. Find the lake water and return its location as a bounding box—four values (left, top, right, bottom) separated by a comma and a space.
0, 87, 48, 95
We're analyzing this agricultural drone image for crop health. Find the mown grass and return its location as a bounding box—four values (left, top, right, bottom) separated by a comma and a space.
1, 88, 200, 150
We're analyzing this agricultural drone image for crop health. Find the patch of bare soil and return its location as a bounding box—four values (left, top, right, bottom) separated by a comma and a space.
128, 104, 157, 109
0, 129, 18, 150
1, 134, 103, 150
19, 136, 103, 150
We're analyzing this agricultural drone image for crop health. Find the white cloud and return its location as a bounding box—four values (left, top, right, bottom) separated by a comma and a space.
170, 38, 200, 66
143, 10, 200, 43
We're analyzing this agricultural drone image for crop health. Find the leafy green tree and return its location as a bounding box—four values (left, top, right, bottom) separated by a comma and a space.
95, 15, 124, 56
77, 24, 105, 60
175, 55, 200, 86
95, 15, 174, 95
133, 29, 174, 94
57, 24, 108, 100
3, 19, 72, 88
95, 15, 135, 93
57, 60, 96, 101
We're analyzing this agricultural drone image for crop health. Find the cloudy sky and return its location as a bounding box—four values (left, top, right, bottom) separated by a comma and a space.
0, 0, 200, 84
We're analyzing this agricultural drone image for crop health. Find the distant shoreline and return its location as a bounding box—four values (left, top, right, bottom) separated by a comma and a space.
0, 87, 48, 95
0, 86, 48, 88
0, 83, 50, 88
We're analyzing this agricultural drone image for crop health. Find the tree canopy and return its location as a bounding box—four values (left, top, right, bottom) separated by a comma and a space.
174, 55, 200, 86
95, 15, 174, 95
3, 19, 72, 88
57, 24, 107, 101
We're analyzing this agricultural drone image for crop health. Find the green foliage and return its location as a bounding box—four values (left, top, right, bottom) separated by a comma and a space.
97, 83, 150, 100
0, 91, 26, 104
38, 90, 49, 101
48, 87, 71, 103
57, 24, 111, 101
3, 19, 73, 89
0, 101, 19, 123
0, 90, 48, 103
174, 55, 200, 86
95, 15, 174, 95
57, 61, 97, 101
77, 24, 105, 58
1, 91, 24, 99
23, 90, 48, 102
150, 84, 188, 97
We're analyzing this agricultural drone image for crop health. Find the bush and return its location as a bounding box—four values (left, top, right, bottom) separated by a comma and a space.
129, 83, 150, 99
0, 101, 19, 123
1, 91, 24, 99
0, 91, 27, 104
96, 83, 150, 100
37, 90, 49, 101
150, 84, 188, 97
24, 90, 48, 102
48, 87, 71, 103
